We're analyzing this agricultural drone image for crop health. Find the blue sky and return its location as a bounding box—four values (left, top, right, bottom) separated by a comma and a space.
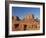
12, 7, 40, 20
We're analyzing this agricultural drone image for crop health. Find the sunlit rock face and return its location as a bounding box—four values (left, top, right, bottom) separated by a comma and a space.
12, 16, 17, 21
24, 14, 34, 22
12, 14, 40, 31
24, 14, 34, 20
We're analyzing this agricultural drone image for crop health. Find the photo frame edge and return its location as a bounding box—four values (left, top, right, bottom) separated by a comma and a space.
5, 1, 45, 37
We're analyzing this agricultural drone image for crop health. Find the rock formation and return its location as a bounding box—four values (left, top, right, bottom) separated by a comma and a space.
12, 14, 40, 31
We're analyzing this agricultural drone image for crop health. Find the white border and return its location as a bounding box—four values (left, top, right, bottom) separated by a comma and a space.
9, 3, 43, 35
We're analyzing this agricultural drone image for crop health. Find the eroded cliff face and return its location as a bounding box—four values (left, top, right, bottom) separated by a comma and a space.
12, 14, 40, 31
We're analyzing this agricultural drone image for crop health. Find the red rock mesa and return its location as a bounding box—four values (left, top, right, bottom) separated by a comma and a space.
12, 14, 40, 31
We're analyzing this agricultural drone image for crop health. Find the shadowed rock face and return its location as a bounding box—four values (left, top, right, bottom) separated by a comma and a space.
12, 14, 40, 31
12, 16, 20, 21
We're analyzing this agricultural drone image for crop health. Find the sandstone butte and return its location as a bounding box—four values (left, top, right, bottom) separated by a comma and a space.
12, 14, 40, 31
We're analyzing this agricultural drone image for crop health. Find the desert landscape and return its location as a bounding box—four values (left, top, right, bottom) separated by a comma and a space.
12, 13, 40, 31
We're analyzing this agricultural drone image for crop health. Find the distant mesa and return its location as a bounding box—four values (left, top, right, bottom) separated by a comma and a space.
12, 14, 34, 21
12, 16, 20, 21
